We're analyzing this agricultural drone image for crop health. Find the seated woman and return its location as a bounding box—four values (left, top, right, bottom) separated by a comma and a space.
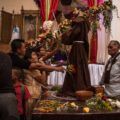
100, 40, 120, 98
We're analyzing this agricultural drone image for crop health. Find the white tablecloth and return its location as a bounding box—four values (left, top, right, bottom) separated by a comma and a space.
88, 64, 104, 86
48, 64, 104, 86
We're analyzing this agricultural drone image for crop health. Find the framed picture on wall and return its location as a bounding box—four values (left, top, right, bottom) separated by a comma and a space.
24, 15, 36, 40
22, 10, 40, 41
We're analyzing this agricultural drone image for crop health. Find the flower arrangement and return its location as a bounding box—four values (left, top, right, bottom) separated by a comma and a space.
57, 102, 79, 112
82, 0, 116, 32
86, 93, 120, 112
35, 100, 79, 113
41, 21, 56, 40
50, 0, 116, 36
67, 64, 76, 74
86, 95, 113, 112
43, 21, 54, 31
35, 100, 61, 113
59, 19, 72, 33
107, 98, 120, 109
58, 0, 116, 33
34, 96, 120, 113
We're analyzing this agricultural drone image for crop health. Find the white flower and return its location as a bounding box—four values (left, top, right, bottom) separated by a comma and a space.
56, 107, 61, 112
70, 102, 79, 110
107, 99, 113, 102
52, 30, 58, 38
115, 100, 120, 108
63, 106, 68, 111
43, 21, 53, 30
88, 101, 97, 106
110, 101, 116, 107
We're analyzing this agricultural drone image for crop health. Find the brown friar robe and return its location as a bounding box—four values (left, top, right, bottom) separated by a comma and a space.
61, 17, 91, 94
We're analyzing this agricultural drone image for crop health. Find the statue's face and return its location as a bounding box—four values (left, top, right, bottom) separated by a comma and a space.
76, 0, 88, 5
74, 0, 88, 7
60, 0, 72, 6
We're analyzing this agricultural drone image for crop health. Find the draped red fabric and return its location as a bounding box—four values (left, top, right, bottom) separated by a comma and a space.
48, 0, 59, 20
97, 0, 104, 6
88, 0, 104, 63
40, 0, 46, 22
87, 0, 94, 8
90, 33, 98, 63
87, 0, 97, 63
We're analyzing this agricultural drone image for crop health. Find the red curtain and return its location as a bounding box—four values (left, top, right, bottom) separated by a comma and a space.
49, 0, 59, 20
90, 33, 98, 63
40, 0, 59, 22
40, 0, 46, 22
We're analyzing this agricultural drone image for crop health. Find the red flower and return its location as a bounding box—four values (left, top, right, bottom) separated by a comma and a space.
102, 96, 108, 101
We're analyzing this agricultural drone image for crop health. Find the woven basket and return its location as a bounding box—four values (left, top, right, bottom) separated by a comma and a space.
75, 90, 94, 101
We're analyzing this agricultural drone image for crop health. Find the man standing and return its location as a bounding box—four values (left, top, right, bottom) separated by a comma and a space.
0, 52, 19, 120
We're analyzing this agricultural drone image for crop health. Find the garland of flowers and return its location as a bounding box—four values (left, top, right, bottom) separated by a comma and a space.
83, 0, 116, 32
58, 0, 116, 33
37, 0, 116, 41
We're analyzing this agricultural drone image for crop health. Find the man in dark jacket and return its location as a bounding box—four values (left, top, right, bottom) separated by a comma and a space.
9, 39, 64, 72
0, 52, 19, 120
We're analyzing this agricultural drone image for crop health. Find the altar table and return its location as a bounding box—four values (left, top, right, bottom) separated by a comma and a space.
48, 64, 104, 86
32, 110, 120, 120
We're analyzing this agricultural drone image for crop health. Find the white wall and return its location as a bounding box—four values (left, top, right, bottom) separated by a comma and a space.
110, 0, 120, 42
0, 0, 39, 14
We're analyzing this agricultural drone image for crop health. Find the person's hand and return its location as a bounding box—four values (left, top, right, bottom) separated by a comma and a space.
78, 11, 83, 17
39, 60, 45, 65
46, 29, 51, 35
38, 33, 46, 38
58, 32, 62, 38
55, 66, 65, 72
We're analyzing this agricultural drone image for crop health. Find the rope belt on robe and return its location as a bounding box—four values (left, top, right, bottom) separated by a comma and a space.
73, 41, 84, 43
